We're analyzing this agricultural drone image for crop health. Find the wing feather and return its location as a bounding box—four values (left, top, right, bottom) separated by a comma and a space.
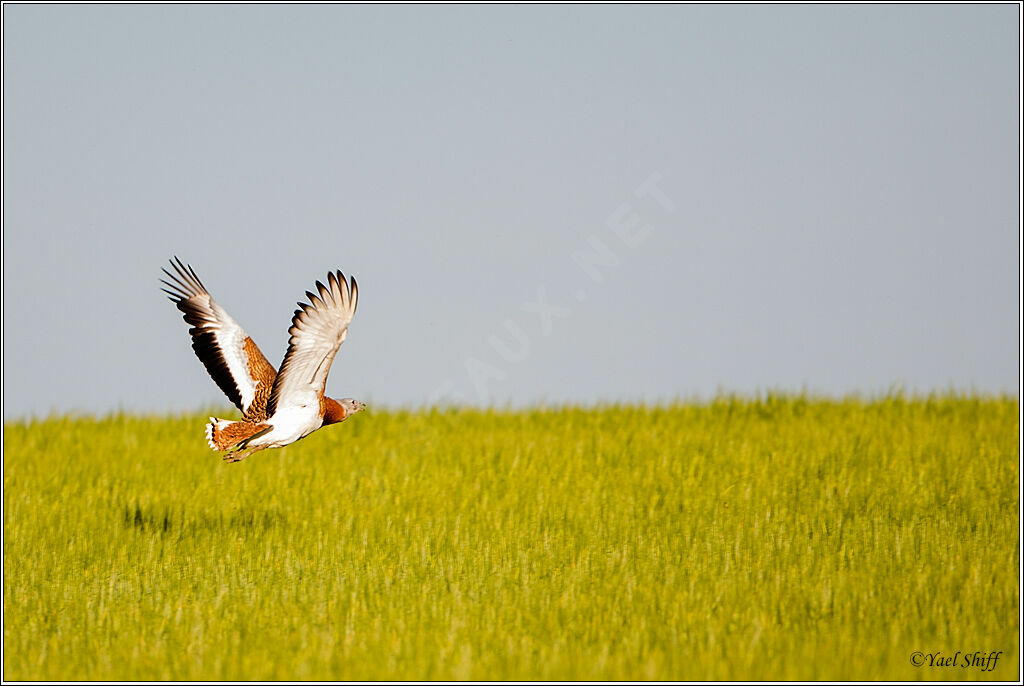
266, 270, 358, 419
161, 257, 277, 419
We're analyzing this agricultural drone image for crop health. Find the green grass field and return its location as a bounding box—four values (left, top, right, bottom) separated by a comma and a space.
3, 395, 1019, 680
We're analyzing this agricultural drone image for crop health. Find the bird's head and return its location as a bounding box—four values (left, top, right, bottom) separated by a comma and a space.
323, 397, 366, 425
339, 398, 366, 415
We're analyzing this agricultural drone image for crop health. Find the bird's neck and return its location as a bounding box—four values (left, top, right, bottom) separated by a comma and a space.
321, 396, 348, 425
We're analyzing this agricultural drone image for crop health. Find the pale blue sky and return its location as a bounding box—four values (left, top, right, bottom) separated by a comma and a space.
3, 4, 1019, 418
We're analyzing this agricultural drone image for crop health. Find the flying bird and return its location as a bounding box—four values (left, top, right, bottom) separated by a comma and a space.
161, 258, 365, 462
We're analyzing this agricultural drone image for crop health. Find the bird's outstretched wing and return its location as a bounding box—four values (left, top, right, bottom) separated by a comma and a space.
161, 257, 277, 420
266, 270, 358, 419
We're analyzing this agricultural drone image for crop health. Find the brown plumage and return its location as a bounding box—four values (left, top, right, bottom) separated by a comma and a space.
207, 421, 271, 452
242, 337, 277, 422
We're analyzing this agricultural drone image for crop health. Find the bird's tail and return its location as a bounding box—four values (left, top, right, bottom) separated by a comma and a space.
205, 417, 271, 452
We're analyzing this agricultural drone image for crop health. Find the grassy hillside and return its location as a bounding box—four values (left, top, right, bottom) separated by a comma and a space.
3, 396, 1019, 680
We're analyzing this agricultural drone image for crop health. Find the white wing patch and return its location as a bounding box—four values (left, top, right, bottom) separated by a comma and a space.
266, 270, 358, 419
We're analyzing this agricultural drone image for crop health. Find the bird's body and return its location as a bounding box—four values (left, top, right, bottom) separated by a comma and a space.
161, 258, 365, 462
